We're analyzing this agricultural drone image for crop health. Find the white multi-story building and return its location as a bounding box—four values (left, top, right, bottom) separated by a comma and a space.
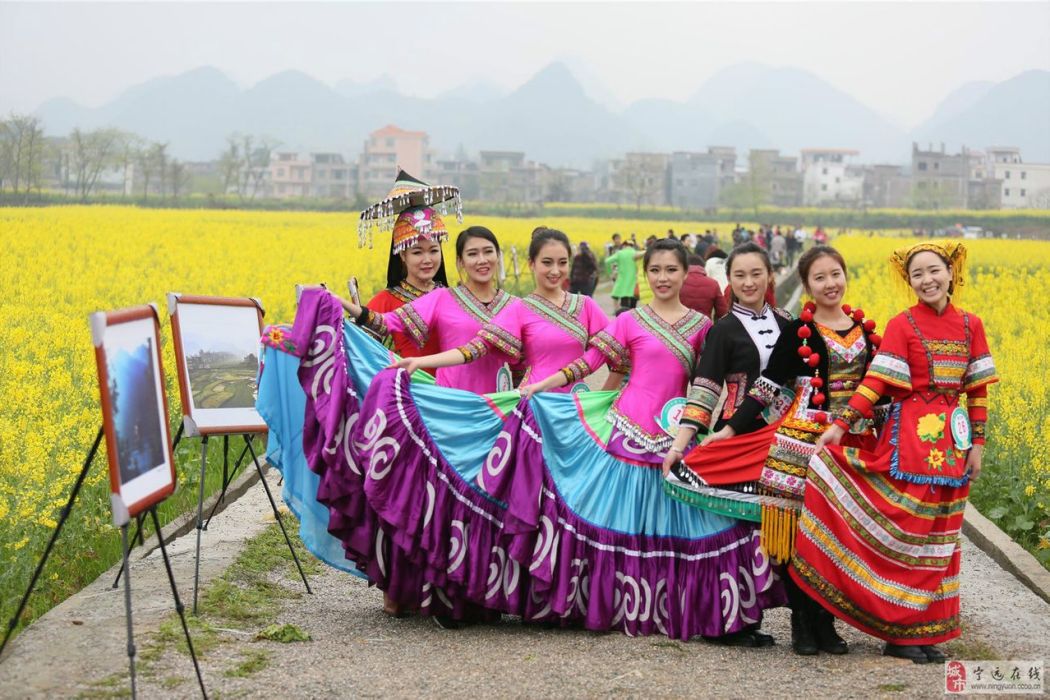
801, 148, 863, 205
980, 146, 1049, 208
995, 160, 1050, 209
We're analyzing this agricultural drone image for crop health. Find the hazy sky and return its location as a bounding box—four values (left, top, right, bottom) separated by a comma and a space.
2, 1, 1048, 128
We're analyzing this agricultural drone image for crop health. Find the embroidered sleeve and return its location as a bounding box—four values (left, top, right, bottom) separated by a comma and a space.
682, 322, 731, 434
391, 303, 429, 348
589, 329, 631, 374
962, 316, 999, 392
682, 376, 720, 433
457, 338, 489, 364
478, 323, 523, 361
833, 406, 865, 432
967, 385, 990, 445
561, 358, 592, 384
355, 307, 390, 339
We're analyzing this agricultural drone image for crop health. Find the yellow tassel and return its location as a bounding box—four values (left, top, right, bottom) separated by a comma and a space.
760, 505, 803, 565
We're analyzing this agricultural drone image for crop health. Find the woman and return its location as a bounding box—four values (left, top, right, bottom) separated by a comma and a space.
511, 238, 783, 643
362, 206, 449, 370
665, 242, 791, 456
341, 226, 515, 394
800, 240, 997, 664
392, 228, 610, 392
667, 246, 884, 656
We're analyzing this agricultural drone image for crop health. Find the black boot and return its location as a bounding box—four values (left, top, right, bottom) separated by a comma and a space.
791, 608, 819, 656
784, 574, 818, 656
921, 645, 947, 663
812, 607, 848, 655
883, 643, 929, 664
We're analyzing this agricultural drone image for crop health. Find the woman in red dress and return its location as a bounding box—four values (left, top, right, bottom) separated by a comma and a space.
806, 240, 998, 664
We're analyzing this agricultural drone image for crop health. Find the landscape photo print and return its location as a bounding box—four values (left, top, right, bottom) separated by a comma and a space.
91, 305, 176, 519
168, 294, 267, 435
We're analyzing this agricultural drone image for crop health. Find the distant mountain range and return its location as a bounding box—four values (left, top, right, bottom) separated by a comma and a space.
34, 62, 1050, 167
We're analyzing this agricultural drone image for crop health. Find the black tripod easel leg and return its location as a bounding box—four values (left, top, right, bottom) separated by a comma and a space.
112, 513, 145, 589
0, 426, 103, 658
202, 435, 228, 532
243, 436, 311, 594
120, 524, 137, 699
202, 437, 251, 530
148, 507, 207, 700
112, 421, 185, 589
192, 435, 209, 615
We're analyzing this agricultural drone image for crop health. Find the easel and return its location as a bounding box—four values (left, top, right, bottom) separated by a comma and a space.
0, 428, 208, 699
164, 292, 312, 614
183, 421, 311, 614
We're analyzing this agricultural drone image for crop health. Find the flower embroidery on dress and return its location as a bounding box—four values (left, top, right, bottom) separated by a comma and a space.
925, 447, 946, 471
261, 323, 297, 354
917, 413, 946, 443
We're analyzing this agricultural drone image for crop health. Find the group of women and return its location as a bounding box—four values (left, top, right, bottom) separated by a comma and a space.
256, 173, 997, 665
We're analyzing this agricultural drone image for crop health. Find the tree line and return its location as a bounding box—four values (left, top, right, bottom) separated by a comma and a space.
0, 114, 278, 204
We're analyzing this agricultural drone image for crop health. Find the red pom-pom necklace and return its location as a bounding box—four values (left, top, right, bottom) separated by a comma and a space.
797, 301, 881, 415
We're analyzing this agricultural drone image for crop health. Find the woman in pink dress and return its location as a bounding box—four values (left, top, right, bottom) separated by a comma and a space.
339, 226, 516, 394
391, 228, 612, 392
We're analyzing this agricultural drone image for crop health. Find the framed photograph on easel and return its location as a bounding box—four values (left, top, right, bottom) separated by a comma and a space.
90, 305, 177, 522
167, 293, 268, 437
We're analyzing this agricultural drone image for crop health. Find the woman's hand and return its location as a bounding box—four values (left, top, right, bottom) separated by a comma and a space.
333, 294, 362, 318
816, 423, 846, 450
661, 448, 683, 477
518, 383, 542, 400
388, 357, 423, 375
700, 425, 735, 447
965, 443, 984, 481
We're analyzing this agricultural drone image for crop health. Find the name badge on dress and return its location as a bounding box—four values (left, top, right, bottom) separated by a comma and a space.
496, 364, 513, 393
656, 398, 687, 437
571, 382, 591, 394
950, 407, 972, 450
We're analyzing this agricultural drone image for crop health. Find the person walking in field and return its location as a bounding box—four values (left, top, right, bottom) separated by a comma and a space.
606, 238, 643, 314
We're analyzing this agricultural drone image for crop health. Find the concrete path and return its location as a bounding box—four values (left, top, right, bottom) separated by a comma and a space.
2, 281, 1047, 699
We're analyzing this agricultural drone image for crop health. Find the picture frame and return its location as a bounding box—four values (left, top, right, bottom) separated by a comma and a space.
167, 293, 268, 437
90, 304, 177, 523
